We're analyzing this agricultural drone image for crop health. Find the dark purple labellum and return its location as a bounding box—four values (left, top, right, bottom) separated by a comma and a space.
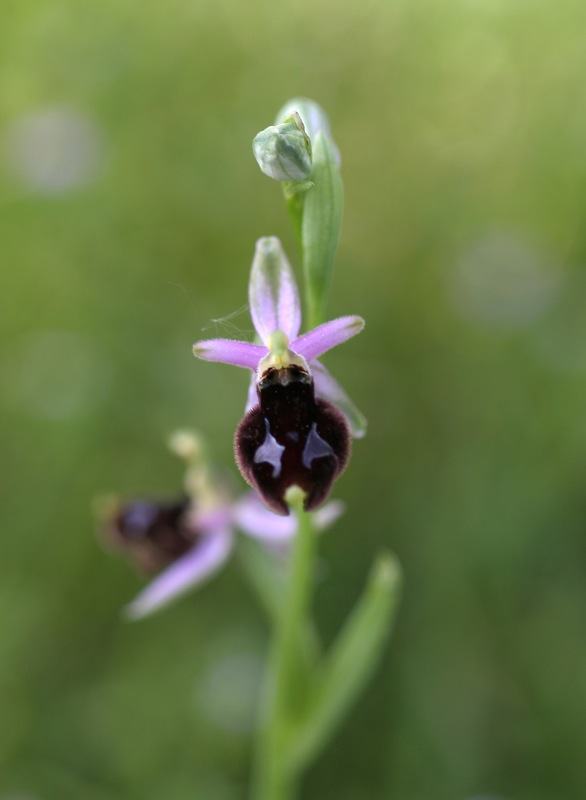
235, 365, 350, 515
107, 497, 194, 573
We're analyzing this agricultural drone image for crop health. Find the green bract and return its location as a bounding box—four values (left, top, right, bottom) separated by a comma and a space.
301, 130, 344, 329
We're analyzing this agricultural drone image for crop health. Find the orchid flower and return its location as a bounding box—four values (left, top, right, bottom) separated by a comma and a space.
101, 430, 342, 619
193, 237, 366, 515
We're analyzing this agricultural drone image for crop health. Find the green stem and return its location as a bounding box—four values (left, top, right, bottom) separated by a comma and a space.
252, 498, 317, 800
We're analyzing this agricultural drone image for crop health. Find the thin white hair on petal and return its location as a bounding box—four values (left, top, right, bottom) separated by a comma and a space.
200, 303, 255, 339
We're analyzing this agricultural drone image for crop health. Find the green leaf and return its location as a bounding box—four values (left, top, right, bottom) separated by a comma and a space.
288, 551, 402, 772
301, 131, 344, 327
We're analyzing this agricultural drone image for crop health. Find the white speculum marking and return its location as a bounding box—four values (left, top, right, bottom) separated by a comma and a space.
302, 424, 334, 469
254, 420, 285, 477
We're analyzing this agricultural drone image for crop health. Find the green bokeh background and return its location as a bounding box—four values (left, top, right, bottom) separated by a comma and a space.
2, 1, 586, 798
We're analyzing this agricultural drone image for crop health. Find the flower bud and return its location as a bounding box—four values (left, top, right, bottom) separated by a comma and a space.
252, 113, 312, 182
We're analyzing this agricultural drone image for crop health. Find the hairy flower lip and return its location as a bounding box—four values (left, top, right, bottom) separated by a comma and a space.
235, 382, 351, 516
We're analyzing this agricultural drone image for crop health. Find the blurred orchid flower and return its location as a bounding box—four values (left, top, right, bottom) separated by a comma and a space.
193, 237, 366, 515
101, 431, 342, 619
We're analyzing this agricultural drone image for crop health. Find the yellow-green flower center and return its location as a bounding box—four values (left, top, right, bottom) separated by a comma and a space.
258, 329, 310, 379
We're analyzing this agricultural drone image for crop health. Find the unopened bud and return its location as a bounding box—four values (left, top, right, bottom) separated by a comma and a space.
253, 113, 312, 182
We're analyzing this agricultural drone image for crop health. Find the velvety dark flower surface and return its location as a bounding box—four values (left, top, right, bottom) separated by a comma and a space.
108, 497, 193, 573
236, 365, 350, 514
193, 237, 365, 514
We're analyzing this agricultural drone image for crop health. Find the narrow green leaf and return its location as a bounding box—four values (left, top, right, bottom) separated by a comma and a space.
301, 131, 344, 327
288, 551, 402, 772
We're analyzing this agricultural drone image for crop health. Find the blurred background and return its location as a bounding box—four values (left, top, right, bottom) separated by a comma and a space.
2, 0, 586, 798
